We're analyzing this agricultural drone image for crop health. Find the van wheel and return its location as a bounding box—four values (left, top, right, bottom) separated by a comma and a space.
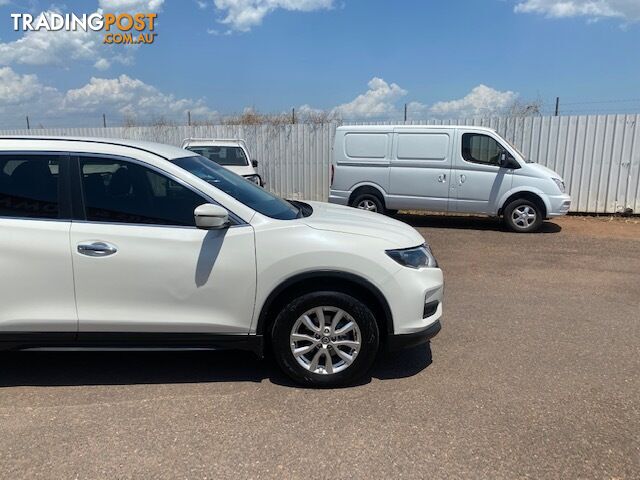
504, 199, 544, 233
271, 292, 379, 388
351, 193, 385, 214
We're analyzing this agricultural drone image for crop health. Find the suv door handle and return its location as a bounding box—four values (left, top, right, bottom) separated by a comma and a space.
437, 174, 447, 182
459, 174, 466, 185
77, 242, 118, 257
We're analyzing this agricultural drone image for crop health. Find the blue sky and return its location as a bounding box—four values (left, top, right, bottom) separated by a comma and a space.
0, 0, 639, 128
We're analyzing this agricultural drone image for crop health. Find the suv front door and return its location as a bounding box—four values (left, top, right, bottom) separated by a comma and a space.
69, 155, 256, 335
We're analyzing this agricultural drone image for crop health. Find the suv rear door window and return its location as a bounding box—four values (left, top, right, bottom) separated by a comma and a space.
79, 157, 207, 226
0, 155, 61, 219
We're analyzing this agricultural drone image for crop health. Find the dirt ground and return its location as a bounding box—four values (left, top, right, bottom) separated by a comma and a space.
0, 214, 638, 479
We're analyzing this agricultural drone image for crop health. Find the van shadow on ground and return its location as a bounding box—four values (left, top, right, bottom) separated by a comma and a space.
395, 213, 562, 233
0, 343, 432, 389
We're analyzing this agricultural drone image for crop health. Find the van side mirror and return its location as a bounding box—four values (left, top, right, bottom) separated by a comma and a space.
499, 152, 519, 169
194, 204, 229, 230
251, 159, 258, 168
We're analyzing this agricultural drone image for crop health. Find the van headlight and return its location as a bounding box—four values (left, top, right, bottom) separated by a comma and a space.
552, 178, 565, 193
386, 245, 438, 269
243, 174, 262, 186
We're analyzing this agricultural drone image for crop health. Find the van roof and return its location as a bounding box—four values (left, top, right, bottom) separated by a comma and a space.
337, 124, 496, 133
0, 135, 195, 160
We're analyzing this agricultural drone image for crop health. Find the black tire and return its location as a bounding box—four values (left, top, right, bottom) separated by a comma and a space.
271, 291, 379, 388
350, 192, 385, 215
503, 198, 544, 233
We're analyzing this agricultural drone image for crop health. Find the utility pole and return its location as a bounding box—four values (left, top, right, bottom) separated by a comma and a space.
554, 97, 560, 117
26, 115, 30, 130
103, 113, 107, 128
404, 103, 408, 122
292, 108, 296, 124
187, 111, 191, 126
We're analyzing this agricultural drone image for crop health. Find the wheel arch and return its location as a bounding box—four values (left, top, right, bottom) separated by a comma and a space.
498, 188, 550, 218
348, 183, 387, 206
256, 271, 394, 340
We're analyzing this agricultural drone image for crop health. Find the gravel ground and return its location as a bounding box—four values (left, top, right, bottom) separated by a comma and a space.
1, 215, 638, 479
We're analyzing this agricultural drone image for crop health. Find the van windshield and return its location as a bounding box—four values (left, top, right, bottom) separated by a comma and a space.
173, 155, 303, 220
503, 138, 532, 163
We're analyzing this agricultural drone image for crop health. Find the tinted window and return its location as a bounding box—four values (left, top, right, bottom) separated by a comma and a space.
186, 146, 248, 167
461, 133, 505, 166
173, 155, 302, 220
80, 158, 207, 226
0, 155, 60, 219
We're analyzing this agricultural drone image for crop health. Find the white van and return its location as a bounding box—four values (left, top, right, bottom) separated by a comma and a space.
181, 138, 263, 186
329, 125, 572, 232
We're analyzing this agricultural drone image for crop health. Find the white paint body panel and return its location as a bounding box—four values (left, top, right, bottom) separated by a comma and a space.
1, 136, 444, 339
0, 219, 77, 332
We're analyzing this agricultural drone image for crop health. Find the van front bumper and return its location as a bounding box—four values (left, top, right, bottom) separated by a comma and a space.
547, 194, 572, 217
328, 189, 350, 206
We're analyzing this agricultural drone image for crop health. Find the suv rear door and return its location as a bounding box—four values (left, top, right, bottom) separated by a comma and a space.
0, 152, 78, 336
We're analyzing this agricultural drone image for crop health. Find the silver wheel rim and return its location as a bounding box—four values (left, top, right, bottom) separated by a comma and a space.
290, 306, 361, 375
512, 205, 537, 228
357, 199, 378, 212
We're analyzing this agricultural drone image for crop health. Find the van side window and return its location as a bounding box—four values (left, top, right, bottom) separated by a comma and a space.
0, 155, 61, 219
79, 158, 207, 226
461, 133, 505, 166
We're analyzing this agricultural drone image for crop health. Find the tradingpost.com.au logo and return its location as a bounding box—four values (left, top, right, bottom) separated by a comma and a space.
10, 11, 157, 45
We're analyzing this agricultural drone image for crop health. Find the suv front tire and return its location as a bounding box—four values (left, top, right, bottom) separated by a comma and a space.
271, 291, 379, 387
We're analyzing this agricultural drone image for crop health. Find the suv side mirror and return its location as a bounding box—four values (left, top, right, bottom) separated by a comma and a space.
194, 204, 229, 230
499, 152, 519, 169
251, 159, 258, 168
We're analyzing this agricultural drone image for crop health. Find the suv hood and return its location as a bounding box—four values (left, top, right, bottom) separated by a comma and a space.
223, 165, 256, 177
303, 201, 425, 248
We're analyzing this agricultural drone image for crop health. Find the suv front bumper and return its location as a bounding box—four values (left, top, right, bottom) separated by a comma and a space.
387, 319, 442, 351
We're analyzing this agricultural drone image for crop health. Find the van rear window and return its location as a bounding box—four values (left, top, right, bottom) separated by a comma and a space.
345, 133, 387, 159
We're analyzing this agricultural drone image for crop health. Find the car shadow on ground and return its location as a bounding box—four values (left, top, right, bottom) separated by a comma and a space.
395, 213, 562, 233
0, 343, 432, 389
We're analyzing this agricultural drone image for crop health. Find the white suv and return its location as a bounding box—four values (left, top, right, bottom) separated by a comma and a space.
181, 138, 263, 186
0, 136, 443, 387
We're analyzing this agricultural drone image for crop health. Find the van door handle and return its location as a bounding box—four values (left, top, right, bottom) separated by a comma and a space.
77, 242, 118, 257
437, 174, 447, 182
459, 174, 466, 185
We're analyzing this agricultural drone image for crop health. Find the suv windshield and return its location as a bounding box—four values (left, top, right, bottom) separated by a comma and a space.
186, 145, 248, 167
173, 155, 302, 220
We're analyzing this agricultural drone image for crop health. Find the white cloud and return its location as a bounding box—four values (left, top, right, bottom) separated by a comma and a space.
0, 67, 216, 128
331, 77, 407, 119
299, 79, 517, 120
429, 85, 517, 118
213, 0, 334, 32
0, 11, 104, 67
514, 0, 640, 22
97, 0, 165, 11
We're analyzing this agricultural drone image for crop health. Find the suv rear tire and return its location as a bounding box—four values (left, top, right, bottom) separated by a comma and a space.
271, 291, 379, 387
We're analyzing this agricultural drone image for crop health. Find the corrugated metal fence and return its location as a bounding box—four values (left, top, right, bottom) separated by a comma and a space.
2, 114, 639, 214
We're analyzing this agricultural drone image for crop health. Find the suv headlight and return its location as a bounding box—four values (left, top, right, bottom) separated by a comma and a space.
386, 244, 438, 269
552, 178, 565, 193
243, 174, 262, 186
